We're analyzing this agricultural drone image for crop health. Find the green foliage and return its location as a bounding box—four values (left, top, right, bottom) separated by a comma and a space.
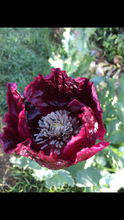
10, 155, 29, 169
101, 169, 124, 192
90, 76, 105, 86
48, 28, 96, 78
89, 27, 124, 63
75, 167, 102, 188
66, 161, 86, 179
9, 156, 74, 190
46, 170, 74, 189
97, 73, 124, 148
0, 28, 52, 115
0, 165, 50, 192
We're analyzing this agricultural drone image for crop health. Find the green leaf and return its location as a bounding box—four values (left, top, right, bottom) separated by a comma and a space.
109, 34, 117, 40
32, 167, 58, 181
10, 156, 29, 169
107, 130, 124, 145
107, 78, 116, 98
117, 87, 124, 103
115, 102, 124, 122
97, 167, 114, 191
84, 28, 96, 40
90, 76, 105, 86
61, 28, 72, 54
66, 161, 86, 179
118, 146, 124, 160
28, 159, 42, 170
74, 28, 95, 53
75, 55, 93, 76
97, 37, 103, 41
46, 169, 74, 189
106, 118, 120, 135
106, 169, 124, 192
75, 167, 102, 187
94, 154, 106, 166
109, 146, 124, 165
119, 73, 124, 93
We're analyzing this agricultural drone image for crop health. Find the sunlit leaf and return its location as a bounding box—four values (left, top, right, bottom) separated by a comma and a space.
28, 159, 42, 170
46, 169, 74, 189
10, 156, 29, 169
94, 154, 106, 166
118, 146, 124, 160
105, 169, 124, 192
32, 167, 58, 181
66, 161, 86, 179
75, 167, 102, 187
75, 55, 93, 76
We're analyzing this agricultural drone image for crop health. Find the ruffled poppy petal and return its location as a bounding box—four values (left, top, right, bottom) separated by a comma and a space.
90, 83, 106, 141
62, 127, 87, 162
36, 150, 72, 170
74, 141, 109, 164
14, 138, 40, 162
0, 111, 20, 154
62, 99, 101, 161
0, 133, 18, 155
0, 68, 109, 170
0, 82, 25, 154
18, 109, 33, 141
24, 68, 71, 116
6, 82, 24, 116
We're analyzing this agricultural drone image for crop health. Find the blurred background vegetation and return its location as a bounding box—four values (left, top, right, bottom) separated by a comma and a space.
0, 27, 124, 192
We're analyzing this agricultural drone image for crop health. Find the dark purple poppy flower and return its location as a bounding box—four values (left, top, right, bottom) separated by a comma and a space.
0, 68, 109, 170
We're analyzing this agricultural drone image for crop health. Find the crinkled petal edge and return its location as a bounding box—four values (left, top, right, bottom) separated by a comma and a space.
74, 141, 109, 164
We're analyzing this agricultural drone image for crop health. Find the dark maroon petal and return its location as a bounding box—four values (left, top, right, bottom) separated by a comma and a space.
18, 109, 42, 152
68, 99, 85, 112
24, 99, 42, 134
24, 68, 70, 116
24, 68, 92, 116
0, 133, 18, 155
0, 83, 25, 154
0, 111, 20, 154
23, 100, 51, 153
18, 109, 33, 141
3, 113, 19, 140
6, 82, 24, 116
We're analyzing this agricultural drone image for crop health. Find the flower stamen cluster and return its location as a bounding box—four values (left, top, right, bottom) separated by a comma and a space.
34, 110, 82, 155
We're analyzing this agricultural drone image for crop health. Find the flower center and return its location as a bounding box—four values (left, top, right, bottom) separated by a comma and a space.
34, 110, 82, 154
54, 122, 63, 128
